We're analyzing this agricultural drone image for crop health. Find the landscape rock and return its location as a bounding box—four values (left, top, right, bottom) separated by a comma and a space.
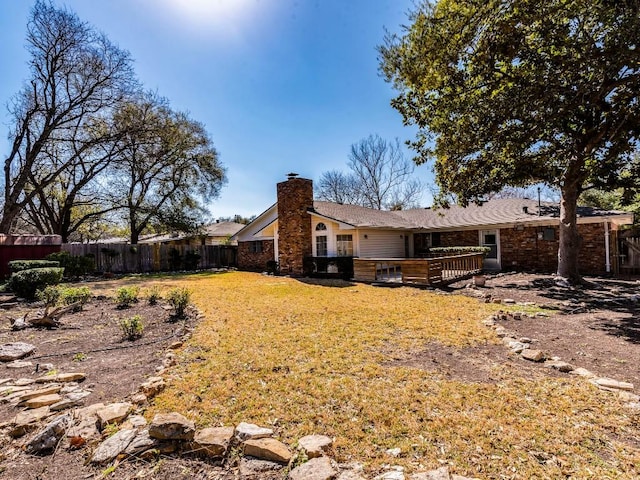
192, 426, 235, 458
90, 428, 137, 464
235, 421, 274, 441
289, 456, 337, 480
410, 466, 450, 479
9, 406, 51, 437
374, 468, 405, 480
17, 384, 62, 404
50, 390, 91, 411
0, 377, 13, 385
0, 342, 36, 362
24, 393, 62, 409
594, 378, 634, 391
130, 392, 148, 405
544, 360, 574, 373
14, 378, 36, 386
570, 367, 596, 378
239, 457, 285, 477
96, 402, 132, 428
36, 372, 86, 384
124, 429, 160, 456
298, 434, 333, 458
149, 412, 195, 441
140, 376, 166, 398
243, 437, 292, 464
520, 349, 545, 362
385, 447, 402, 457
25, 414, 72, 454
121, 414, 147, 430
66, 416, 101, 444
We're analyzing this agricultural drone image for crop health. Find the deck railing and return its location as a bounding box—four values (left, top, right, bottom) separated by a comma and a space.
353, 252, 484, 286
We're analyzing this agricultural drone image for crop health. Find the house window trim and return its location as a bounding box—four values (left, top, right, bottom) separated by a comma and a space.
316, 235, 328, 257
336, 234, 353, 257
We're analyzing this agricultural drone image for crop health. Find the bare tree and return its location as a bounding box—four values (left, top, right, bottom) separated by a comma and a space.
317, 135, 423, 210
1, 0, 135, 233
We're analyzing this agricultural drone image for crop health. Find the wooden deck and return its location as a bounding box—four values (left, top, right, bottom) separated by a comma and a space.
353, 253, 484, 286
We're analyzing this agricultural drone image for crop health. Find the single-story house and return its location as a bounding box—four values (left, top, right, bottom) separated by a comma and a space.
233, 175, 633, 276
137, 221, 244, 246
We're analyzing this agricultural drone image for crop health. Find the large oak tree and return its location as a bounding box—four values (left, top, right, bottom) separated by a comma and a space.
379, 0, 640, 282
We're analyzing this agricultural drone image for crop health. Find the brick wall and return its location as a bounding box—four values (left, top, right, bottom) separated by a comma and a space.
277, 177, 313, 275
439, 230, 479, 247
237, 240, 275, 271
438, 223, 608, 274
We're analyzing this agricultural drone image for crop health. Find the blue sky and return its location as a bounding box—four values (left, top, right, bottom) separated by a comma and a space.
0, 0, 432, 219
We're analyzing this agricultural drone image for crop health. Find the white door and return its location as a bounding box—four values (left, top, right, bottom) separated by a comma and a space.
480, 230, 500, 270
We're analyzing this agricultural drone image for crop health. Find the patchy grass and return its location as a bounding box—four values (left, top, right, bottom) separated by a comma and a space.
99, 272, 638, 478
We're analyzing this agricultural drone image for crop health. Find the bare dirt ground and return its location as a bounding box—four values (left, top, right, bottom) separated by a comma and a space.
0, 272, 638, 479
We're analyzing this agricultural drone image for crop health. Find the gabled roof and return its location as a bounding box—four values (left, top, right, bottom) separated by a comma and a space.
310, 201, 415, 229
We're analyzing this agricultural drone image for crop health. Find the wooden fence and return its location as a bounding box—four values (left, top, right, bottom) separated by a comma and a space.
62, 243, 237, 274
353, 253, 485, 286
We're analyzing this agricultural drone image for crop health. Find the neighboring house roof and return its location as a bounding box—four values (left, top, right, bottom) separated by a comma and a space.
139, 222, 244, 243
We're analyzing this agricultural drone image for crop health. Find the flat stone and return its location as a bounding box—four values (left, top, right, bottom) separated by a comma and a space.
14, 378, 36, 386
96, 402, 132, 428
67, 417, 101, 443
149, 412, 195, 441
594, 378, 634, 391
544, 360, 574, 373
570, 367, 596, 378
289, 457, 337, 480
298, 434, 333, 458
121, 414, 147, 430
9, 406, 51, 437
124, 429, 161, 456
17, 385, 62, 404
520, 349, 545, 362
25, 414, 72, 454
91, 428, 137, 464
36, 372, 86, 383
130, 393, 148, 405
0, 378, 13, 385
386, 448, 402, 457
0, 385, 32, 396
506, 341, 528, 354
0, 343, 36, 362
25, 393, 62, 408
618, 391, 640, 403
243, 437, 292, 464
74, 402, 105, 421
50, 390, 91, 411
503, 298, 516, 304
239, 457, 285, 477
374, 469, 405, 480
235, 421, 274, 441
192, 426, 234, 458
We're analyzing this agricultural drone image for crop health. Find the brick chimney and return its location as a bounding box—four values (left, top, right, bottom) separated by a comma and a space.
277, 173, 313, 275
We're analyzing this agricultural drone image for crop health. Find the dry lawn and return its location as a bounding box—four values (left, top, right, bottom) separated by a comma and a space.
108, 272, 638, 478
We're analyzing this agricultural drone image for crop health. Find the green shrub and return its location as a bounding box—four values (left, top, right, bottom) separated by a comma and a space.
8, 267, 64, 300
428, 246, 491, 255
36, 285, 62, 307
115, 286, 139, 308
120, 314, 144, 340
8, 259, 60, 273
59, 286, 92, 310
266, 260, 279, 275
146, 285, 162, 305
167, 287, 191, 318
46, 251, 95, 278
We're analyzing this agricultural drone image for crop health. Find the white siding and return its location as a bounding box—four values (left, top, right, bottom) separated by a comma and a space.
358, 230, 407, 258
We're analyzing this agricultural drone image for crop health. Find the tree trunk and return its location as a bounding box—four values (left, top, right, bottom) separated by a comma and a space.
557, 183, 582, 283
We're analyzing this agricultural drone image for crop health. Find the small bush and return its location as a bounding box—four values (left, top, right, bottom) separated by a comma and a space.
9, 259, 60, 273
120, 314, 144, 340
59, 286, 92, 310
146, 285, 162, 305
46, 251, 95, 278
36, 285, 62, 307
266, 260, 279, 275
8, 267, 64, 300
167, 287, 191, 318
115, 286, 139, 308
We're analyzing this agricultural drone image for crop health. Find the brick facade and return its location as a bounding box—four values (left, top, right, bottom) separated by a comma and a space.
438, 223, 609, 274
237, 240, 275, 271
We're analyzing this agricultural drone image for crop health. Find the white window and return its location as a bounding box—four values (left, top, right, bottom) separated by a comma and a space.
336, 234, 353, 257
316, 235, 328, 256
